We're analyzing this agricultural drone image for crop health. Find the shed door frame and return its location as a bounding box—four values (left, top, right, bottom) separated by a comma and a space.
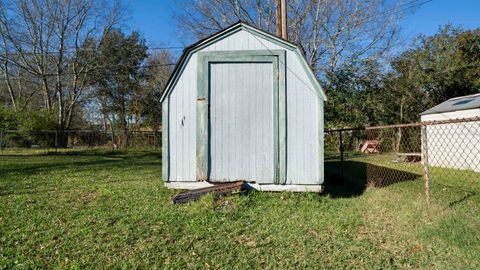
197, 50, 286, 184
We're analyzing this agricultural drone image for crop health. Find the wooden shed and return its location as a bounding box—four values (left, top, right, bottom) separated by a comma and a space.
160, 22, 327, 192
421, 93, 480, 173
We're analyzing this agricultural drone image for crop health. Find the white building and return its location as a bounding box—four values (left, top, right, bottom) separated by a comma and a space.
160, 22, 327, 192
421, 93, 480, 173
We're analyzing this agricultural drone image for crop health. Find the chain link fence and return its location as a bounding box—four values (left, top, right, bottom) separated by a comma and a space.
2, 118, 479, 205
325, 117, 480, 205
0, 130, 161, 153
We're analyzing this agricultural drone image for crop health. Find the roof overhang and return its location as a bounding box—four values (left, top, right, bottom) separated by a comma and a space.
420, 93, 480, 116
160, 21, 327, 103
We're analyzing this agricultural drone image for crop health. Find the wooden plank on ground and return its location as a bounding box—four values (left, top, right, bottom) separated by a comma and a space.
172, 181, 246, 204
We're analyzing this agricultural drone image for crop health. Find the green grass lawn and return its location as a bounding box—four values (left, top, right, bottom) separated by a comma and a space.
1, 150, 479, 269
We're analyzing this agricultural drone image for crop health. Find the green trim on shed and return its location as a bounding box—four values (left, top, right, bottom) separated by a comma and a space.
196, 54, 209, 181
160, 22, 327, 103
277, 51, 287, 184
317, 99, 324, 185
162, 98, 169, 182
196, 50, 287, 184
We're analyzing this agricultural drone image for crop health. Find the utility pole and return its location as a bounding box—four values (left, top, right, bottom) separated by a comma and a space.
281, 0, 288, 40
275, 0, 282, 37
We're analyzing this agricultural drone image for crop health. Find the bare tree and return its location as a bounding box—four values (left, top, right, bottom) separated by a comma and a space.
0, 0, 123, 131
174, 0, 278, 39
174, 0, 410, 79
147, 50, 175, 96
144, 49, 175, 129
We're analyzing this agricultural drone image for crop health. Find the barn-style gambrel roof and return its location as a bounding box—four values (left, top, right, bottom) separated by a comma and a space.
160, 21, 327, 102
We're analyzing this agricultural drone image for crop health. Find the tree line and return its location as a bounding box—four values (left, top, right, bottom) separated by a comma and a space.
1, 0, 479, 138
325, 25, 479, 128
0, 0, 173, 138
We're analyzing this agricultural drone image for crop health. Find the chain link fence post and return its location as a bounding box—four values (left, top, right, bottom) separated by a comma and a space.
89, 130, 93, 149
54, 130, 58, 153
339, 130, 345, 181
153, 131, 157, 149
0, 130, 3, 153
421, 125, 431, 206
44, 130, 48, 154
111, 130, 115, 152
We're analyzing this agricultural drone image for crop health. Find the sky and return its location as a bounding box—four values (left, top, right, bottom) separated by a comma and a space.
122, 0, 480, 53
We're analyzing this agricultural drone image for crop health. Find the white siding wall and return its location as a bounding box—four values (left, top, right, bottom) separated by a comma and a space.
422, 109, 480, 173
285, 52, 321, 185
167, 54, 197, 182
167, 29, 324, 184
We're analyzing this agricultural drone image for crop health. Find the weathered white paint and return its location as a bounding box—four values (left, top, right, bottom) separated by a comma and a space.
285, 51, 321, 185
167, 54, 197, 182
164, 181, 323, 193
209, 63, 275, 183
166, 27, 324, 185
421, 109, 480, 173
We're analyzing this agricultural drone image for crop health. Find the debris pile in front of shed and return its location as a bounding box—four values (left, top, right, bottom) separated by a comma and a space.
172, 181, 246, 204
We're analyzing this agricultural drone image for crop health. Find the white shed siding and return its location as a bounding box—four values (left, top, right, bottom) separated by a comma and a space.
421, 109, 480, 173
167, 28, 323, 185
201, 30, 283, 52
167, 54, 197, 182
285, 51, 321, 184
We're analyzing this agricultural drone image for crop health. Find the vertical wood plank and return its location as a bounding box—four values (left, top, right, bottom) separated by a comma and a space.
196, 56, 209, 181
277, 51, 287, 184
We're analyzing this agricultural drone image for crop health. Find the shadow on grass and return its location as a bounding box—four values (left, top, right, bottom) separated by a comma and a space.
448, 192, 478, 207
0, 151, 161, 196
324, 161, 421, 198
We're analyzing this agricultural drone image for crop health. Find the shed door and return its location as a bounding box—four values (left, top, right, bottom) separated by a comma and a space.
209, 62, 274, 183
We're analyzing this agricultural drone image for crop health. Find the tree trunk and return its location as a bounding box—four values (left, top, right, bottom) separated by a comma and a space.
41, 77, 52, 110
3, 59, 17, 111
395, 97, 404, 152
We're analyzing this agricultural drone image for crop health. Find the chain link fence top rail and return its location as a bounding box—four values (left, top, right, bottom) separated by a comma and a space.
0, 130, 162, 154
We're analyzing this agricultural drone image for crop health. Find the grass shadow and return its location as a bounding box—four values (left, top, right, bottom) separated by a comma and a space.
366, 163, 420, 187
324, 161, 368, 198
0, 151, 161, 196
324, 161, 421, 198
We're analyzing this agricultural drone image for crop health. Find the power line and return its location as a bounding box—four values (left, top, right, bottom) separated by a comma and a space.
1, 62, 176, 79
250, 32, 324, 100
0, 0, 435, 81
149, 46, 184, 50
0, 1, 432, 58
346, 0, 432, 21
358, 0, 434, 24
0, 46, 184, 56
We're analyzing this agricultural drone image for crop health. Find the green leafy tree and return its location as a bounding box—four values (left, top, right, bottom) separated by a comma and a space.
326, 25, 480, 128
94, 30, 148, 145
325, 60, 387, 128
391, 25, 480, 109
